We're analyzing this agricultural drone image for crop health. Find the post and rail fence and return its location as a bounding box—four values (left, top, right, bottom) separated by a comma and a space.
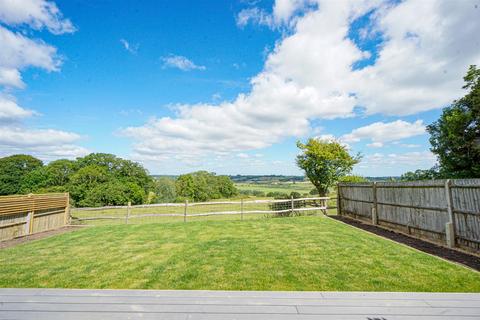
0, 193, 70, 242
337, 179, 480, 253
70, 196, 329, 226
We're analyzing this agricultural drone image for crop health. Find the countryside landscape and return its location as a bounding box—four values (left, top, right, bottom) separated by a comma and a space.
0, 0, 480, 319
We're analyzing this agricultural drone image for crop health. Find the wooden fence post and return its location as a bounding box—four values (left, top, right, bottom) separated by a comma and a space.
372, 182, 378, 225
125, 201, 131, 224
28, 193, 34, 235
445, 179, 456, 248
241, 198, 244, 221
291, 195, 294, 215
184, 200, 188, 223
64, 193, 70, 226
336, 184, 342, 216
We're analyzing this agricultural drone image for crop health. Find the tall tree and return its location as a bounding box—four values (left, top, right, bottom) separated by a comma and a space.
0, 155, 43, 195
427, 65, 480, 178
296, 139, 360, 196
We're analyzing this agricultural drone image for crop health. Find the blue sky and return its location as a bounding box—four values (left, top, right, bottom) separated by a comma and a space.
1, 0, 479, 176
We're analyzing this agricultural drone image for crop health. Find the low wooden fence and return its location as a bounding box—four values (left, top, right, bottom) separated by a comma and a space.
71, 197, 329, 225
0, 193, 69, 242
337, 179, 480, 253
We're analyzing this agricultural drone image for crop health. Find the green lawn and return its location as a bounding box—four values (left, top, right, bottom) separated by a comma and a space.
1, 216, 479, 291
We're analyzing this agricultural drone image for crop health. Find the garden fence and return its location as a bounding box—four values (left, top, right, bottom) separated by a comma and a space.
71, 197, 329, 226
0, 193, 69, 241
337, 179, 480, 253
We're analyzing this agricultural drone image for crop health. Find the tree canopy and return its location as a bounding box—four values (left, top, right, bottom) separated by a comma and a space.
426, 65, 480, 178
175, 171, 238, 202
296, 139, 360, 196
0, 153, 153, 207
0, 153, 240, 207
0, 155, 43, 195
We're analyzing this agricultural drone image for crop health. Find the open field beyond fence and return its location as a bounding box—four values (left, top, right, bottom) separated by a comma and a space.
1, 216, 479, 291
71, 197, 331, 226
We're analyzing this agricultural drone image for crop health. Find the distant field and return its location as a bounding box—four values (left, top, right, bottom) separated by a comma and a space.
235, 181, 315, 195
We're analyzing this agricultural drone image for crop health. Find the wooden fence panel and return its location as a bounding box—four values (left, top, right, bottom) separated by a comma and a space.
451, 179, 480, 250
338, 179, 480, 253
0, 193, 69, 242
338, 183, 373, 220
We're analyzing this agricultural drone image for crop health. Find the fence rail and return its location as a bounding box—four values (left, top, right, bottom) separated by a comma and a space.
71, 197, 329, 225
337, 179, 480, 253
0, 193, 69, 241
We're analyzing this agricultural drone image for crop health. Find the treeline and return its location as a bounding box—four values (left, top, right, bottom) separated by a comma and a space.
155, 171, 238, 203
230, 175, 305, 183
0, 153, 238, 207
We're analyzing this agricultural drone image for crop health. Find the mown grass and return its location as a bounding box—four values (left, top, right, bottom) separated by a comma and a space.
1, 216, 479, 291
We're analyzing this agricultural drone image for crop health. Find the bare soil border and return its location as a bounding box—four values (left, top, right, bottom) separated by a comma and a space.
331, 215, 480, 271
0, 226, 86, 250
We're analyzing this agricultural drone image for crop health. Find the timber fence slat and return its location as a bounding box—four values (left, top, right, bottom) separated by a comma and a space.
0, 193, 69, 242
338, 179, 480, 253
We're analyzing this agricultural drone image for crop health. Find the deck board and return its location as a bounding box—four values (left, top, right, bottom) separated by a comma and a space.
1, 289, 479, 319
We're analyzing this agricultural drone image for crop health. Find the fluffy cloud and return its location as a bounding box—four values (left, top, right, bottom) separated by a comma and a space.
0, 95, 34, 121
0, 126, 80, 146
356, 151, 437, 175
0, 25, 61, 88
342, 120, 426, 147
125, 0, 480, 164
0, 0, 86, 160
161, 55, 206, 71
351, 0, 480, 115
237, 0, 316, 28
0, 0, 75, 34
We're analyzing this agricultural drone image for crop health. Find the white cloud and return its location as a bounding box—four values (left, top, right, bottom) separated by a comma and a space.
351, 0, 480, 115
356, 151, 437, 174
0, 67, 23, 88
236, 7, 274, 28
0, 95, 34, 120
125, 0, 480, 166
237, 0, 316, 28
0, 125, 89, 160
0, 25, 61, 88
120, 39, 138, 54
0, 0, 75, 34
237, 153, 250, 159
342, 120, 426, 147
0, 0, 87, 161
161, 55, 206, 71
0, 126, 80, 146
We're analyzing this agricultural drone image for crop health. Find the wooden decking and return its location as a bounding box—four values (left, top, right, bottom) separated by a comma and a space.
0, 289, 479, 319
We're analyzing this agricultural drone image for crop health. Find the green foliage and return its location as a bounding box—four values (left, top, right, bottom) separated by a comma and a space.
266, 191, 289, 198
0, 155, 43, 195
296, 139, 360, 196
400, 168, 440, 181
426, 65, 480, 178
269, 191, 304, 216
0, 153, 153, 207
153, 177, 177, 203
338, 175, 368, 183
175, 171, 238, 202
